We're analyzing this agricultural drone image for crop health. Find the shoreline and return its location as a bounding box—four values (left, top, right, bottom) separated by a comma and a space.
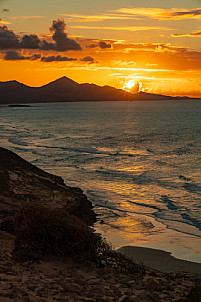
1, 98, 201, 107
117, 246, 201, 274
94, 213, 201, 264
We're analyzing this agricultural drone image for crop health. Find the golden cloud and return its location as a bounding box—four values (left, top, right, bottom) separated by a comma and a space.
0, 18, 11, 24
116, 7, 201, 20
172, 31, 201, 37
9, 16, 45, 20
60, 8, 201, 22
71, 25, 172, 32
112, 42, 187, 53
111, 60, 136, 66
60, 13, 139, 22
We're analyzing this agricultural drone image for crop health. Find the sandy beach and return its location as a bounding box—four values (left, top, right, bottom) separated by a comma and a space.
118, 246, 201, 274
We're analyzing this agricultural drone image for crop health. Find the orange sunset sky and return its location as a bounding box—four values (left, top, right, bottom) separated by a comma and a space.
1, 0, 201, 97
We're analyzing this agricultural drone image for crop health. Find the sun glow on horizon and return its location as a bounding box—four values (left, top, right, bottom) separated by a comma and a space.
122, 79, 144, 94
122, 80, 136, 92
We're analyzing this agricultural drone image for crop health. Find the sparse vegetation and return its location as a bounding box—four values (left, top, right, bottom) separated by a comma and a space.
187, 283, 201, 302
12, 203, 143, 274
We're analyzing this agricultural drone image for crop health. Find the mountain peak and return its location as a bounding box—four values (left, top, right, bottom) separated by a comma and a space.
55, 76, 78, 85
1, 80, 28, 88
58, 76, 69, 81
42, 76, 79, 89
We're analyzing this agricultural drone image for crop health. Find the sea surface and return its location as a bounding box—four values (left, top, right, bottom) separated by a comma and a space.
0, 100, 201, 262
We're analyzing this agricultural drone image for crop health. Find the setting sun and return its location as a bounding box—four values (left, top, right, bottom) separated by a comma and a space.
122, 80, 136, 92
122, 79, 144, 94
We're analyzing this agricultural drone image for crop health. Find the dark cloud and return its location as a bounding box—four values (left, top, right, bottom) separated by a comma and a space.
80, 56, 95, 63
0, 18, 82, 52
3, 50, 77, 62
98, 41, 111, 49
20, 34, 41, 49
48, 18, 82, 51
41, 55, 77, 62
172, 31, 201, 37
2, 9, 9, 12
40, 40, 54, 50
0, 25, 40, 50
87, 43, 97, 48
0, 25, 20, 49
32, 54, 42, 60
4, 50, 26, 60
4, 50, 41, 60
170, 8, 201, 18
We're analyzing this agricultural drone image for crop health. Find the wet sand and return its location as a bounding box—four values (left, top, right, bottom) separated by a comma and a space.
117, 246, 201, 274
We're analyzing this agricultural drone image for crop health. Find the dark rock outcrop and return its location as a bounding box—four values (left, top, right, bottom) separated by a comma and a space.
0, 147, 96, 230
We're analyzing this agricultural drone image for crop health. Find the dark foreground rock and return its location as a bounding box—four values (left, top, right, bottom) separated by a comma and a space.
0, 147, 96, 230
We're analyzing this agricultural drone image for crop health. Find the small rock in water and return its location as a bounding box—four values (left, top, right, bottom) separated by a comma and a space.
179, 175, 189, 181
147, 149, 154, 153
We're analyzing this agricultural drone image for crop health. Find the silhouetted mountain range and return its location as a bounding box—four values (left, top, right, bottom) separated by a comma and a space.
0, 76, 195, 104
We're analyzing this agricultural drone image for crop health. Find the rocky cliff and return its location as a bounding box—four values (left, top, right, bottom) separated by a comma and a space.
0, 147, 96, 230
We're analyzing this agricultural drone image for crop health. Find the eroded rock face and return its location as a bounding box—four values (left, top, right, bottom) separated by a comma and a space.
0, 147, 96, 228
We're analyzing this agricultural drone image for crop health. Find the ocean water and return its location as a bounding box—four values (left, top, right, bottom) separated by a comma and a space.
0, 100, 201, 262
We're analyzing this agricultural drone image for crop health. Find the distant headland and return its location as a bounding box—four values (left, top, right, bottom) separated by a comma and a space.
8, 104, 32, 107
0, 76, 199, 105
